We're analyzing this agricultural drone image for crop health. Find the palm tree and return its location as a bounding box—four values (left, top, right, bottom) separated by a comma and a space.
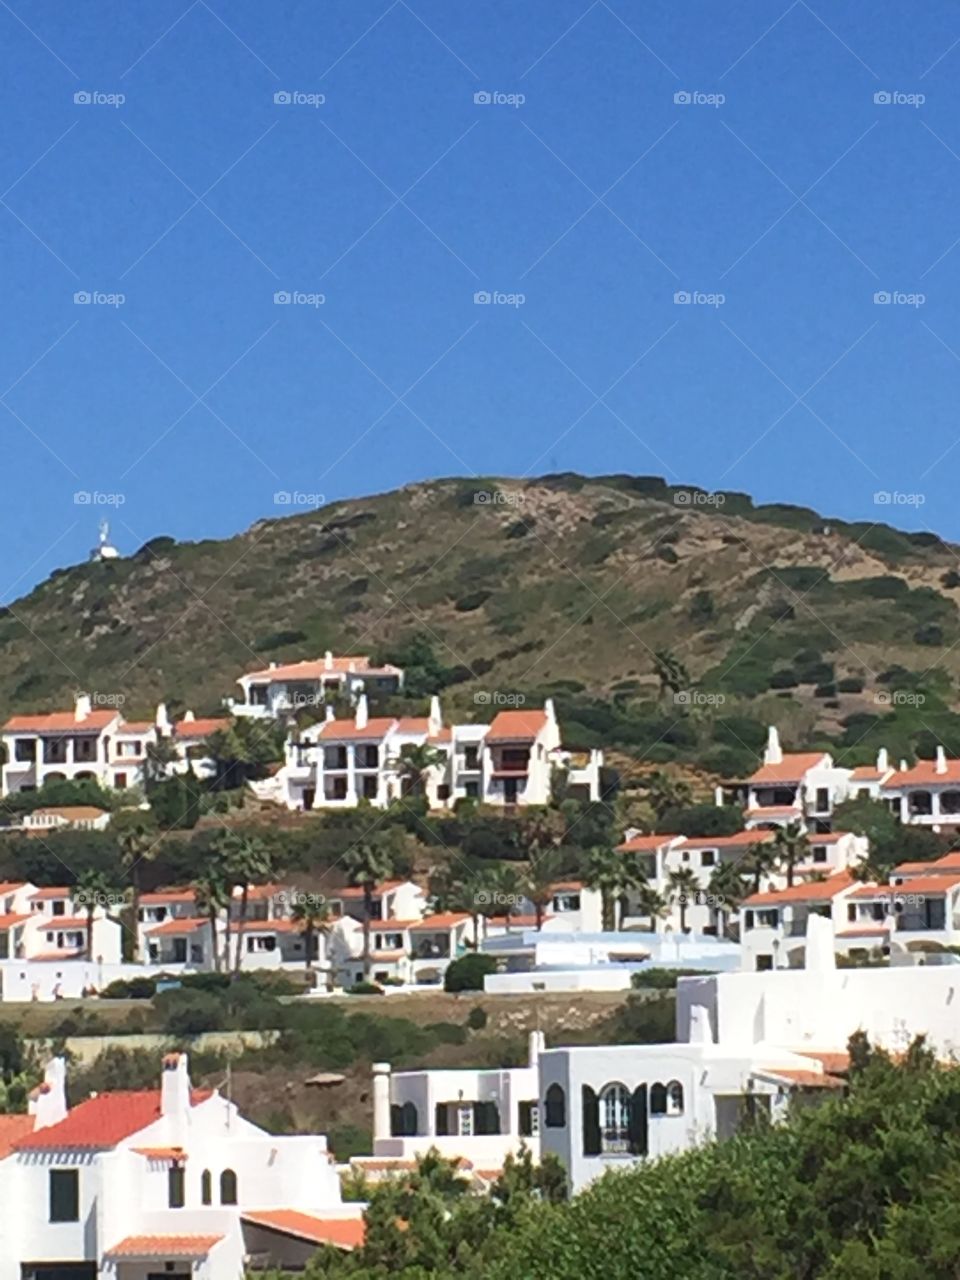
343, 835, 397, 981
667, 867, 701, 933
632, 880, 667, 932
584, 845, 642, 931
215, 831, 274, 975
772, 821, 808, 889
644, 770, 694, 821
111, 809, 159, 960
388, 742, 447, 801
291, 896, 334, 980
193, 865, 231, 973
653, 649, 690, 703
745, 836, 778, 893
517, 850, 566, 931
72, 869, 122, 961
708, 860, 749, 937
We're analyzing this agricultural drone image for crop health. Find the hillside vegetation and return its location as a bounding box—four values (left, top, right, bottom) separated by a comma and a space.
3, 474, 960, 771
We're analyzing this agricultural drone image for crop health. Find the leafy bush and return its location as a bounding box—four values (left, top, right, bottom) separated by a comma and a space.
467, 1005, 488, 1031
346, 982, 383, 995
444, 953, 497, 992
836, 676, 865, 693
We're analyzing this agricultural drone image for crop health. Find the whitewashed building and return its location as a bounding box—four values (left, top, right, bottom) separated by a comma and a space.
228, 653, 404, 719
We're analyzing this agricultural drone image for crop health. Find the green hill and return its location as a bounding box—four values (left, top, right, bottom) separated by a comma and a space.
2, 473, 959, 772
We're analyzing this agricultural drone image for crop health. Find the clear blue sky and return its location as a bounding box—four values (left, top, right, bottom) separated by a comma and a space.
3, 0, 959, 599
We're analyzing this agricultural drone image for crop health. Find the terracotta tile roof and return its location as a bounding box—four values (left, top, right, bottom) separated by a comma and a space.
748, 752, 829, 783
756, 1067, 845, 1089
893, 851, 960, 876
744, 806, 803, 819
29, 806, 108, 821
140, 888, 196, 905
228, 918, 304, 935
233, 883, 285, 901
616, 833, 683, 853
243, 656, 398, 682
850, 766, 890, 780
882, 759, 960, 787
798, 1050, 851, 1073
28, 887, 71, 900
36, 915, 93, 928
835, 926, 890, 938
742, 872, 854, 907
410, 912, 470, 930
117, 721, 154, 733
0, 1114, 33, 1158
680, 831, 774, 850
486, 709, 548, 742
174, 718, 228, 739
3, 710, 118, 732
0, 913, 31, 930
318, 717, 397, 741
0, 882, 27, 894
395, 718, 431, 734
15, 1088, 212, 1150
105, 1235, 222, 1259
242, 1210, 365, 1250
132, 1145, 188, 1160
335, 880, 407, 899
891, 875, 960, 896
145, 916, 210, 936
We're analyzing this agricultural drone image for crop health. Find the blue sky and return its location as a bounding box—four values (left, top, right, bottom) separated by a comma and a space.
3, 0, 960, 599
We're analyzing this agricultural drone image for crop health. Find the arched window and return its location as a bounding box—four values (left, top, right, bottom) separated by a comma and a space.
401, 1101, 418, 1136
200, 1169, 212, 1205
649, 1082, 667, 1115
666, 1081, 684, 1116
545, 1083, 566, 1127
220, 1169, 238, 1205
599, 1082, 630, 1154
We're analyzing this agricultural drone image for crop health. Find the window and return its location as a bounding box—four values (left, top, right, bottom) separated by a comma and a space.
815, 788, 829, 813
391, 1101, 418, 1136
465, 781, 480, 798
201, 1169, 212, 1205
598, 1083, 631, 1154
168, 1164, 185, 1208
847, 904, 857, 922
700, 850, 716, 867
464, 745, 480, 770
220, 1169, 238, 1205
649, 1082, 667, 1116
49, 1169, 79, 1222
519, 1100, 540, 1136
545, 1083, 566, 1127
666, 1081, 684, 1116
812, 846, 828, 864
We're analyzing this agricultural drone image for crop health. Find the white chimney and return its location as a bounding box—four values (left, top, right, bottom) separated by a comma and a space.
544, 697, 556, 724
161, 1052, 191, 1129
764, 726, 783, 766
325, 651, 334, 671
937, 746, 948, 775
372, 1062, 391, 1143
355, 693, 369, 731
182, 710, 195, 723
900, 759, 908, 772
527, 1029, 545, 1068
155, 702, 171, 734
30, 1058, 68, 1129
714, 785, 724, 807
687, 1005, 713, 1045
74, 693, 91, 723
877, 747, 889, 773
805, 913, 837, 973
270, 661, 278, 670
428, 695, 443, 736
325, 704, 336, 723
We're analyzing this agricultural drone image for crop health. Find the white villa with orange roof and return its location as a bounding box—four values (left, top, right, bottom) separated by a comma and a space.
880, 748, 960, 831
228, 652, 404, 719
260, 694, 602, 813
0, 881, 121, 976
0, 1051, 364, 1280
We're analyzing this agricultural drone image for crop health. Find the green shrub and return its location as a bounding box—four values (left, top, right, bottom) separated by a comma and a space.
444, 953, 497, 993
467, 1006, 488, 1031
836, 676, 865, 693
346, 982, 383, 995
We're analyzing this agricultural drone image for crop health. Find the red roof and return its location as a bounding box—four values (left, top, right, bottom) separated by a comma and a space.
336, 880, 407, 899
140, 889, 196, 905
749, 752, 828, 783
882, 760, 960, 787
744, 806, 802, 819
145, 917, 210, 937
318, 717, 396, 742
756, 1067, 844, 1089
243, 656, 398, 682
106, 1235, 222, 1259
28, 806, 108, 821
0, 883, 27, 895
410, 912, 470, 930
836, 926, 890, 938
242, 1209, 365, 1249
486, 709, 548, 742
3, 710, 118, 733
174, 718, 227, 739
15, 1088, 212, 1150
850, 765, 890, 781
680, 831, 774, 850
616, 834, 683, 853
0, 1114, 33, 1158
742, 872, 854, 907
894, 851, 960, 876
0, 913, 30, 930
29, 887, 71, 901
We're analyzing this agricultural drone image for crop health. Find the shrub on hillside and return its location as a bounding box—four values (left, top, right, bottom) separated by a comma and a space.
444, 953, 497, 993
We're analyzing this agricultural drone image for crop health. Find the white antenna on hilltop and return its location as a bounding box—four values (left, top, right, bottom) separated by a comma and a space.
90, 519, 119, 562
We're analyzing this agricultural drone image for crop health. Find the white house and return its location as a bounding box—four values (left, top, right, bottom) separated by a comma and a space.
880, 749, 960, 831
739, 873, 858, 970
0, 881, 122, 970
0, 1051, 365, 1279
22, 806, 111, 833
228, 653, 404, 719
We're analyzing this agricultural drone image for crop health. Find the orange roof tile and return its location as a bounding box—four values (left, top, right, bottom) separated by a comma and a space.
145, 917, 210, 936
174, 718, 228, 739
132, 1146, 187, 1160
29, 887, 71, 900
0, 1114, 33, 1158
0, 882, 27, 894
15, 1088, 212, 1150
242, 1210, 365, 1249
798, 1050, 851, 1073
835, 926, 890, 938
748, 752, 828, 783
106, 1235, 222, 1259
410, 912, 470, 930
317, 717, 397, 741
616, 834, 683, 853
882, 759, 960, 787
486, 709, 548, 742
850, 765, 890, 780
29, 806, 108, 821
744, 806, 803, 818
336, 880, 407, 899
0, 913, 30, 930
140, 888, 196, 905
757, 1067, 845, 1088
742, 872, 854, 907
243, 656, 398, 682
3, 710, 118, 733
117, 721, 154, 733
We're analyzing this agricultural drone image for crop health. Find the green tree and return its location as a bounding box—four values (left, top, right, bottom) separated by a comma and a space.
343, 835, 397, 981
772, 821, 808, 888
290, 894, 334, 981
214, 831, 274, 974
388, 742, 447, 801
708, 859, 749, 935
745, 836, 778, 893
584, 845, 643, 930
666, 866, 700, 932
517, 849, 566, 931
72, 868, 123, 961
644, 770, 694, 821
110, 809, 159, 960
193, 863, 231, 973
